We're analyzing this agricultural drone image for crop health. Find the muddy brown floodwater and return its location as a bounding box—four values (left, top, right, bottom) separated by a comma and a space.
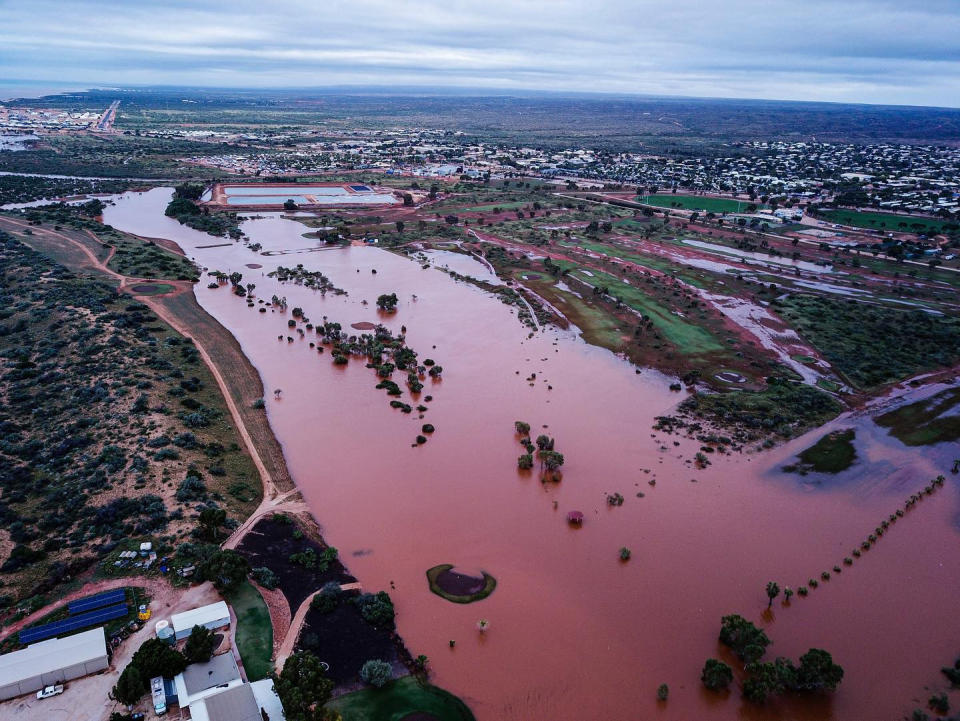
105, 189, 960, 721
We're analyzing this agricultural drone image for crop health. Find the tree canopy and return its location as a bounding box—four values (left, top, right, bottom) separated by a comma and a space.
184, 624, 217, 664
272, 650, 335, 721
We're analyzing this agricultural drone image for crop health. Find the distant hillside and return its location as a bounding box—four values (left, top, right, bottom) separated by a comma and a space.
11, 87, 960, 151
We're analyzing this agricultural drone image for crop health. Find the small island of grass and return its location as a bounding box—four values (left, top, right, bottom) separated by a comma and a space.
783, 429, 857, 474
426, 564, 497, 604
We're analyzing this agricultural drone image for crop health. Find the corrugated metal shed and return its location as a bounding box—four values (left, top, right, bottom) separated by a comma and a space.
0, 627, 108, 700
170, 601, 230, 640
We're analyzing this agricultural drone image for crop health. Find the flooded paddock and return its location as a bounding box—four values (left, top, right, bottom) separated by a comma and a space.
104, 188, 960, 721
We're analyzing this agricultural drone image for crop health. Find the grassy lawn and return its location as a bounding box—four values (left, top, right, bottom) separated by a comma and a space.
459, 201, 528, 212
569, 267, 723, 354
563, 238, 709, 288
784, 429, 857, 474
329, 677, 475, 721
818, 209, 952, 233
637, 194, 764, 213
225, 581, 273, 681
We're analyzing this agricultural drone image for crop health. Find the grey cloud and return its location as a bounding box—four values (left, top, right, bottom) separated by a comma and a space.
0, 0, 958, 106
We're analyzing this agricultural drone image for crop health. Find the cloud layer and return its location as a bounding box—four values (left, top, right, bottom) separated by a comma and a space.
2, 0, 959, 106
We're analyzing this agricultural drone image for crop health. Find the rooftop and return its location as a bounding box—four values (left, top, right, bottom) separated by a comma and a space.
0, 628, 107, 685
179, 653, 241, 698
170, 601, 230, 634
197, 683, 261, 721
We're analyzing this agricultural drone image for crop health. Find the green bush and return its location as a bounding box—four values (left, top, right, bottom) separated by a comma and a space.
360, 659, 393, 688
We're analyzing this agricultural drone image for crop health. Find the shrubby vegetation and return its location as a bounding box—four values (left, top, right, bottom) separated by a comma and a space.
14, 202, 198, 280
0, 231, 257, 604
271, 650, 336, 721
360, 659, 393, 688
715, 615, 843, 703
165, 183, 242, 238
267, 264, 345, 295
675, 376, 843, 445
354, 591, 396, 629
775, 294, 960, 389
0, 175, 143, 205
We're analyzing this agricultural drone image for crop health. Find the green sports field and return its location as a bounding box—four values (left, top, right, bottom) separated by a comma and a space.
636, 194, 763, 213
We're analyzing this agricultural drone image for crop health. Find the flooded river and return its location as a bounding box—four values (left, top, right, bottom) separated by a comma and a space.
105, 189, 960, 721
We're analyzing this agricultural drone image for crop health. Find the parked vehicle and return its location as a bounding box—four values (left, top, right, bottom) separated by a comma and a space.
151, 676, 167, 715
36, 685, 64, 699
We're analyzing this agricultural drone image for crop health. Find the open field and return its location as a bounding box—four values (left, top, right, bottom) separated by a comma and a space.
638, 194, 764, 213
818, 209, 955, 233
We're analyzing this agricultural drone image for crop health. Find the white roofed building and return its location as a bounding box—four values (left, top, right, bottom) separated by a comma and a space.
0, 627, 108, 700
170, 601, 230, 640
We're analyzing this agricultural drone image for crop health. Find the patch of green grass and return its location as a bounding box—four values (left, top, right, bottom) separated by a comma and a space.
816, 378, 841, 392
784, 429, 857, 474
565, 238, 709, 288
459, 201, 528, 213
426, 565, 497, 604
638, 195, 764, 213
875, 388, 960, 446
819, 209, 952, 234
570, 267, 723, 354
224, 581, 273, 681
329, 676, 475, 721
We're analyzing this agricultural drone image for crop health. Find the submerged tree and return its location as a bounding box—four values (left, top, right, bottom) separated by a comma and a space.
376, 293, 399, 311
766, 581, 780, 608
701, 659, 733, 691
719, 614, 770, 664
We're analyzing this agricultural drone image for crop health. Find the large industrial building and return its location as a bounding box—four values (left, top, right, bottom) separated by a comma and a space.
0, 627, 109, 700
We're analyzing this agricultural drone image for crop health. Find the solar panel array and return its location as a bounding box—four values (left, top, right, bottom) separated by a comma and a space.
68, 588, 126, 615
20, 603, 128, 644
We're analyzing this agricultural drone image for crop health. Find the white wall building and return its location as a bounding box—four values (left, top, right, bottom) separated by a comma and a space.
170, 601, 230, 641
0, 627, 108, 700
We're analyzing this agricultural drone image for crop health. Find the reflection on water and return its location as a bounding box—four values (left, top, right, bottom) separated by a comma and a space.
104, 188, 960, 721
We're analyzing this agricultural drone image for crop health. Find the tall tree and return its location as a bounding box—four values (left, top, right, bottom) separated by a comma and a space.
766, 581, 780, 608
272, 650, 334, 721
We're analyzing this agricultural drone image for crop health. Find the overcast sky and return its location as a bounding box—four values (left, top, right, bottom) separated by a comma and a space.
2, 0, 959, 107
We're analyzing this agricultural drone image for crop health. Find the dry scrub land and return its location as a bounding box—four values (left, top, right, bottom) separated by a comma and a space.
0, 225, 260, 615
